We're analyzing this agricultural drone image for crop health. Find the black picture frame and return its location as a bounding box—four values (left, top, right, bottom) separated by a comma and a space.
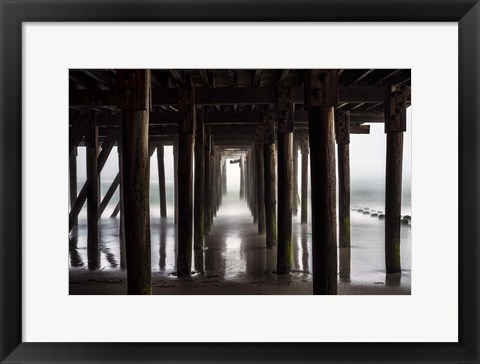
1, 1, 479, 363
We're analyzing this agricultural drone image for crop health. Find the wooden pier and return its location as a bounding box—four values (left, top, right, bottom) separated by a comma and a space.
69, 69, 411, 295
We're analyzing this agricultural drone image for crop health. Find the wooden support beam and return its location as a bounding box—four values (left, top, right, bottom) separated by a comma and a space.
85, 117, 100, 270
385, 131, 403, 273
154, 145, 168, 217
68, 129, 118, 231
251, 145, 258, 223
335, 111, 351, 248
173, 141, 179, 225
276, 87, 294, 274
307, 69, 338, 295
293, 142, 299, 216
255, 126, 266, 234
176, 82, 195, 276
69, 147, 78, 228
118, 138, 126, 269
263, 111, 277, 248
156, 144, 167, 218
300, 137, 309, 224
384, 84, 409, 273
204, 128, 213, 233
239, 155, 245, 199
98, 173, 120, 219
222, 158, 227, 194
194, 115, 205, 250
117, 69, 152, 294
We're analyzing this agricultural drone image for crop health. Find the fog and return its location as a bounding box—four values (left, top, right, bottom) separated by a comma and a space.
75, 107, 412, 194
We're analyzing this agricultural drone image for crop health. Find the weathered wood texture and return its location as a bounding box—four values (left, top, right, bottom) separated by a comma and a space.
336, 111, 351, 248
263, 112, 277, 248
118, 139, 126, 270
204, 131, 213, 233
156, 145, 167, 218
245, 153, 251, 212
308, 106, 338, 294
117, 69, 152, 295
255, 128, 266, 234
300, 138, 309, 224
176, 133, 194, 274
252, 147, 258, 223
68, 129, 118, 231
384, 84, 408, 273
194, 116, 205, 250
276, 87, 294, 274
292, 143, 299, 215
69, 148, 78, 228
264, 143, 277, 248
276, 132, 293, 273
173, 141, 179, 225
85, 121, 99, 270
239, 155, 245, 199
176, 84, 196, 276
307, 69, 338, 295
385, 131, 403, 273
337, 143, 350, 248
222, 158, 227, 194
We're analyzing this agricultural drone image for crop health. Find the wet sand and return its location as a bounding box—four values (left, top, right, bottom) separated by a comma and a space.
69, 193, 411, 295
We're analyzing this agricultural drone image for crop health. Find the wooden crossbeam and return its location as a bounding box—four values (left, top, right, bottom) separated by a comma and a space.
111, 201, 121, 218
350, 125, 370, 134
71, 109, 385, 128
68, 130, 118, 231
98, 173, 120, 219
70, 85, 391, 107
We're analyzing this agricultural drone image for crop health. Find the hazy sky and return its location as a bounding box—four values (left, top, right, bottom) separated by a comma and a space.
75, 107, 412, 191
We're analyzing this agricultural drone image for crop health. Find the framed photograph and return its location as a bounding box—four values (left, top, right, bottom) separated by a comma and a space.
1, 1, 479, 363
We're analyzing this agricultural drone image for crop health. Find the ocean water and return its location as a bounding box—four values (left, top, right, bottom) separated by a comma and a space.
70, 176, 411, 294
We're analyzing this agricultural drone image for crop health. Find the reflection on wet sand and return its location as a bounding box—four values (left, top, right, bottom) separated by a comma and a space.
69, 192, 411, 295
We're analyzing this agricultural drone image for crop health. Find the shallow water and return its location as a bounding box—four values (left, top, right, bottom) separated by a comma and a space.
69, 185, 411, 295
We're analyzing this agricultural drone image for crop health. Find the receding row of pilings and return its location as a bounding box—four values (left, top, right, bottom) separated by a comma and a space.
69, 69, 410, 294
